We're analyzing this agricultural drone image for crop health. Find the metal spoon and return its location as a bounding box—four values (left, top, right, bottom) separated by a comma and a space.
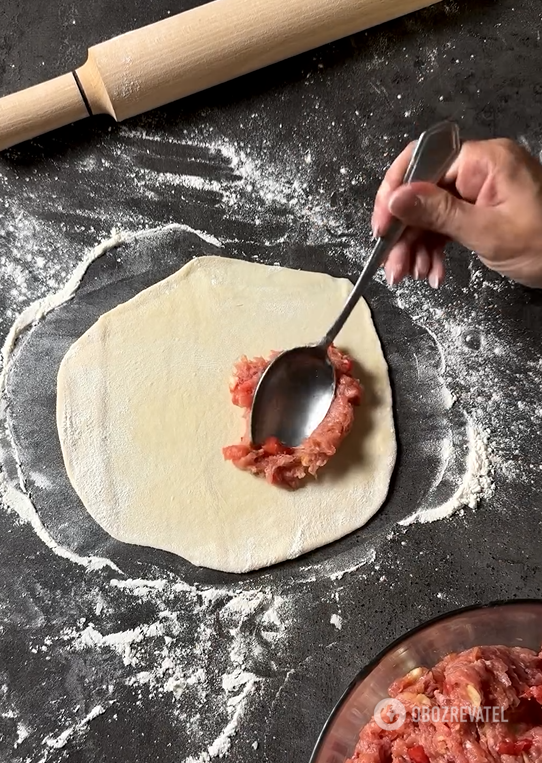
250, 121, 461, 448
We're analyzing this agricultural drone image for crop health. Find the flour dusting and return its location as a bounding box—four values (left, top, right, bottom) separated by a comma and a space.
58, 578, 291, 762
39, 704, 110, 762
400, 423, 493, 526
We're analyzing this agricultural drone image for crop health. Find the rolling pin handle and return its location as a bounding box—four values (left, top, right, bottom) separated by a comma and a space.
0, 73, 90, 152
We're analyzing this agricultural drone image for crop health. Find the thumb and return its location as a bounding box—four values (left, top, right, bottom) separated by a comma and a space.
388, 183, 487, 247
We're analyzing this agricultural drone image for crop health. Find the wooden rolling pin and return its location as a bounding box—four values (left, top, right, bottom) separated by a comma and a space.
0, 0, 441, 152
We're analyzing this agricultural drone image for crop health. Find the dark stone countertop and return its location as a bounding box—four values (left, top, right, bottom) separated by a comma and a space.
1, 1, 542, 762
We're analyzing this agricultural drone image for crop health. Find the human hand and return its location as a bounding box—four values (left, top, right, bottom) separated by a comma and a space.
371, 138, 542, 289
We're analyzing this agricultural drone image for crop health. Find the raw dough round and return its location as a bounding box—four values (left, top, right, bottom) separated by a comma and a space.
57, 256, 396, 573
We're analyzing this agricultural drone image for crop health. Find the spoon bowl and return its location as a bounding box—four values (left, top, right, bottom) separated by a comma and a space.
250, 345, 335, 448
250, 122, 461, 448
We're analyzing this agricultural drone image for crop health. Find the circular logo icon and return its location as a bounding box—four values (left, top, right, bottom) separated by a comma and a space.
374, 698, 406, 731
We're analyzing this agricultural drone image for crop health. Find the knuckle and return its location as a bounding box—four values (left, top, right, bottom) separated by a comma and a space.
494, 137, 529, 164
432, 192, 456, 230
463, 137, 528, 169
459, 140, 482, 160
494, 137, 517, 153
455, 140, 483, 177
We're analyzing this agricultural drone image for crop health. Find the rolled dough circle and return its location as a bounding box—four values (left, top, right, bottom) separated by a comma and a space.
57, 256, 396, 573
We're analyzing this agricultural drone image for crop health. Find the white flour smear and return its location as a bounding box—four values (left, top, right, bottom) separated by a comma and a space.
400, 422, 493, 526
57, 579, 291, 763
40, 704, 109, 760
0, 231, 126, 572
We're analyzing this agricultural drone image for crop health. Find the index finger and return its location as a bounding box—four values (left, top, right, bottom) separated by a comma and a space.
372, 141, 416, 237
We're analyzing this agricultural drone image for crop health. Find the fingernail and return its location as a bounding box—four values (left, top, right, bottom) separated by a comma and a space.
387, 270, 396, 286
389, 192, 421, 218
428, 272, 441, 289
413, 267, 420, 281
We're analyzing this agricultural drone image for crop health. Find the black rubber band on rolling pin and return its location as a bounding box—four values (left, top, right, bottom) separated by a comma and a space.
72, 71, 93, 116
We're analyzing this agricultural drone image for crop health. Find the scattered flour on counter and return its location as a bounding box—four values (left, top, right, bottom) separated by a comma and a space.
205, 676, 258, 760
40, 704, 110, 759
15, 722, 30, 748
328, 548, 377, 580
330, 614, 343, 630
400, 422, 493, 526
103, 123, 354, 248
0, 484, 120, 573
296, 546, 377, 584
49, 576, 295, 762
110, 577, 168, 594
386, 283, 497, 526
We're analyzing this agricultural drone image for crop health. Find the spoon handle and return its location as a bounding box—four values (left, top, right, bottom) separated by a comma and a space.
322, 120, 461, 348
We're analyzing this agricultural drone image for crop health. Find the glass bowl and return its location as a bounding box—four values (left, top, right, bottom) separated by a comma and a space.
310, 600, 542, 763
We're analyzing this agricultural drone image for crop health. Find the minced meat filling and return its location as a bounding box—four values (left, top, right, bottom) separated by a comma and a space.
348, 644, 542, 763
222, 345, 362, 488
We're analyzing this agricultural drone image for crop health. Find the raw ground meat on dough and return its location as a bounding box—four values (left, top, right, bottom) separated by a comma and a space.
348, 644, 542, 763
222, 345, 362, 488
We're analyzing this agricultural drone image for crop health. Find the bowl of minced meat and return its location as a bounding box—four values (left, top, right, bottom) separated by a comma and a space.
310, 601, 542, 763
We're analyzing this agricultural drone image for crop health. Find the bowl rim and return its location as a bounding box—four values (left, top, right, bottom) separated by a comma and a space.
309, 598, 542, 763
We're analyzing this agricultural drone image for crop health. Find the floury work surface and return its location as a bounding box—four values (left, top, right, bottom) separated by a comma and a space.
1, 1, 542, 761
